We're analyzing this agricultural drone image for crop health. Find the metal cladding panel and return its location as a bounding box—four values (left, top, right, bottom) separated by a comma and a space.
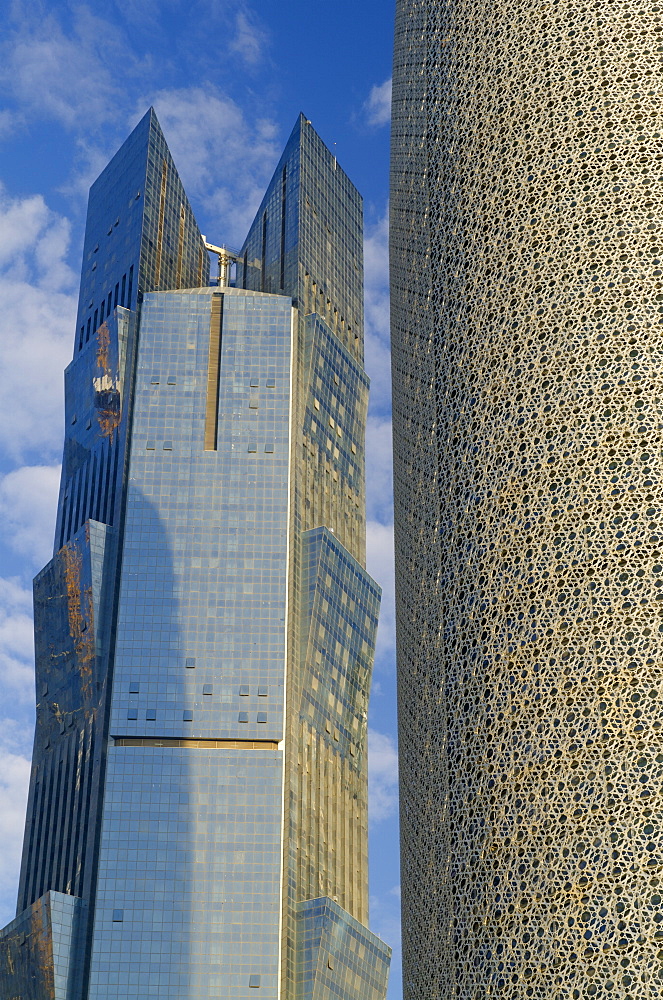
391, 0, 663, 997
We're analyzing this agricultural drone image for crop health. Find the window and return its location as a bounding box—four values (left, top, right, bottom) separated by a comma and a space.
202, 684, 213, 695
239, 685, 249, 696
258, 685, 268, 697
129, 683, 139, 694
167, 375, 176, 385
146, 441, 155, 450
146, 709, 156, 721
249, 975, 261, 988
183, 711, 193, 722
127, 710, 137, 720
238, 712, 249, 723
185, 658, 196, 668
163, 441, 173, 450
248, 442, 257, 453
112, 910, 123, 922
257, 713, 267, 724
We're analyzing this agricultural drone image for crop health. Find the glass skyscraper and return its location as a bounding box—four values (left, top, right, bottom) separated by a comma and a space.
391, 0, 663, 997
0, 109, 390, 1000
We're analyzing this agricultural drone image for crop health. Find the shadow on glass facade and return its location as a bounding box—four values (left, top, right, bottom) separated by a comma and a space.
1, 111, 389, 999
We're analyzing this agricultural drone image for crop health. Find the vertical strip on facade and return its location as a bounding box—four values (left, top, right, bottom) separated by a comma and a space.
280, 167, 287, 289
197, 243, 204, 288
261, 212, 268, 292
203, 293, 223, 451
176, 204, 185, 289
154, 159, 168, 289
69, 729, 87, 897
58, 738, 76, 892
278, 304, 297, 1000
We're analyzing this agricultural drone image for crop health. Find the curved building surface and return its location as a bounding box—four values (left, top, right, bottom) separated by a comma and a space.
391, 0, 663, 996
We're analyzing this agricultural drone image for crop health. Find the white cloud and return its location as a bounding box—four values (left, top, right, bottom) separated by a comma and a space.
0, 577, 32, 618
0, 11, 127, 132
0, 465, 60, 567
0, 109, 18, 141
0, 185, 76, 463
369, 884, 402, 998
364, 211, 389, 333
364, 208, 394, 670
368, 728, 399, 822
365, 78, 392, 128
0, 743, 30, 928
367, 520, 395, 669
0, 577, 35, 705
140, 88, 280, 245
364, 210, 391, 419
366, 417, 393, 525
230, 9, 269, 66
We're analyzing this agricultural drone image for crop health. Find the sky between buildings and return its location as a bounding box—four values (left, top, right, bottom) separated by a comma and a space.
0, 1, 401, 997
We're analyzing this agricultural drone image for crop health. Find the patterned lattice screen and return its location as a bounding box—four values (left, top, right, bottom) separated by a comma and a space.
391, 0, 663, 996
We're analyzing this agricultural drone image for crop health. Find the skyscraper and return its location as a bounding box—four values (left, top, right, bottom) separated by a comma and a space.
391, 1, 662, 997
0, 109, 390, 1000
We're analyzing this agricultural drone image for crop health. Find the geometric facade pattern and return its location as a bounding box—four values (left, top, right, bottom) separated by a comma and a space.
390, 1, 663, 997
2, 110, 389, 1000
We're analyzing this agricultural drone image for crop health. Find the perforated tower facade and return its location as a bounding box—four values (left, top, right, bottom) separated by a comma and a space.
391, 1, 663, 997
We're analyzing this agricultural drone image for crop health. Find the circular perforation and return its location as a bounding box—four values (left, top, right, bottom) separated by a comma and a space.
391, 0, 663, 996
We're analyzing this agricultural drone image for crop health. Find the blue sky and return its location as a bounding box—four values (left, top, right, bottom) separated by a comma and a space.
0, 0, 401, 995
